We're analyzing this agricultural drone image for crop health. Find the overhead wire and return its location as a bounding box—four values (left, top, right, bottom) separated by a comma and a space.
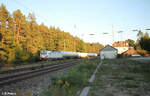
12, 0, 48, 24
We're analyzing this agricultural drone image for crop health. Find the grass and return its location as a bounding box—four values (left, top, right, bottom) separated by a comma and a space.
13, 57, 99, 96
41, 58, 100, 96
88, 58, 150, 96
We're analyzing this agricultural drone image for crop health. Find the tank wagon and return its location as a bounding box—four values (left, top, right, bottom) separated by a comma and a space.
40, 50, 97, 60
87, 53, 98, 57
61, 51, 78, 59
77, 53, 88, 58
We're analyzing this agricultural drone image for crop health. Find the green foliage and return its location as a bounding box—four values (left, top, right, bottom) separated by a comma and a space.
127, 39, 135, 47
0, 4, 104, 65
0, 48, 8, 62
12, 48, 40, 64
0, 33, 2, 41
139, 33, 150, 52
27, 50, 40, 63
42, 89, 52, 96
137, 49, 148, 56
51, 71, 87, 88
135, 31, 150, 55
137, 30, 143, 40
76, 61, 97, 74
44, 59, 99, 96
12, 49, 30, 64
48, 71, 86, 96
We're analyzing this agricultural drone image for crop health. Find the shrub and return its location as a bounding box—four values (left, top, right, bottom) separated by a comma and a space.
12, 48, 41, 64
51, 71, 87, 88
27, 50, 40, 62
137, 49, 148, 56
50, 70, 87, 96
46, 60, 99, 96
12, 49, 32, 64
65, 71, 87, 86
42, 89, 52, 96
0, 48, 8, 63
12, 50, 23, 64
76, 61, 97, 74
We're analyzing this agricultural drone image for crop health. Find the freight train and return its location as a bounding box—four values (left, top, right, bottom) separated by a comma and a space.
40, 50, 97, 60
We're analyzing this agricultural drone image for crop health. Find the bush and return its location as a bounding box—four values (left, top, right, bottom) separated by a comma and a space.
12, 49, 32, 64
28, 50, 41, 62
64, 71, 87, 86
12, 49, 41, 64
51, 71, 87, 87
50, 70, 87, 96
12, 50, 23, 64
137, 49, 148, 56
76, 61, 97, 74
0, 48, 8, 63
45, 60, 99, 96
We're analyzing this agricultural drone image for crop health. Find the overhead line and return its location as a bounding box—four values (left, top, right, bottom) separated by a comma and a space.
12, 0, 48, 24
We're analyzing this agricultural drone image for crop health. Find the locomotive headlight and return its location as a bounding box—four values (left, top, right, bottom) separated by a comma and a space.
41, 55, 46, 58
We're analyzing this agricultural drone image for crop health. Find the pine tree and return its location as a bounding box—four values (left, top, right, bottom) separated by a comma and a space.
0, 4, 104, 64
0, 4, 14, 62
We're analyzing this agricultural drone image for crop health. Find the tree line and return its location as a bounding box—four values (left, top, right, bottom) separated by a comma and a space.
135, 30, 150, 56
127, 30, 150, 56
0, 4, 104, 64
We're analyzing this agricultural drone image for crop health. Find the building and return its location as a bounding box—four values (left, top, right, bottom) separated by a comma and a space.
99, 45, 118, 59
113, 41, 129, 54
122, 47, 141, 57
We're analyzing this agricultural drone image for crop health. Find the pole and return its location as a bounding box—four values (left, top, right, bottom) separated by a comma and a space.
74, 25, 76, 52
64, 39, 65, 51
118, 31, 123, 41
103, 32, 108, 46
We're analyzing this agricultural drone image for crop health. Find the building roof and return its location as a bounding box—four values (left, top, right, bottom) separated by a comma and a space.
122, 47, 137, 55
113, 41, 129, 47
100, 45, 117, 52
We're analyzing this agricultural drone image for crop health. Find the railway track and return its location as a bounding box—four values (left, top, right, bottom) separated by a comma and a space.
0, 59, 81, 74
0, 60, 79, 86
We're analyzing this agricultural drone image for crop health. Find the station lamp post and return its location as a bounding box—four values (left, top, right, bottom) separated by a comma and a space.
89, 34, 95, 43
132, 29, 139, 36
145, 29, 150, 34
118, 31, 123, 41
145, 29, 150, 31
103, 32, 108, 46
145, 28, 150, 34
132, 29, 144, 39
89, 34, 95, 52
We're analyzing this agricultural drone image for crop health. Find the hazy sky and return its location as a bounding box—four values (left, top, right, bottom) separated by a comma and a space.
1, 0, 150, 45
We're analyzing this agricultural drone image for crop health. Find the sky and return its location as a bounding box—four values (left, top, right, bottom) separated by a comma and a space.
1, 0, 150, 45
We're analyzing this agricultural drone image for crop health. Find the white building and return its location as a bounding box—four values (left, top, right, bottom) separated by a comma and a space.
113, 41, 129, 54
99, 45, 118, 59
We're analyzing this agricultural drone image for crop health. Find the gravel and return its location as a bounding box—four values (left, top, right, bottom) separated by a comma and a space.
0, 68, 70, 96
